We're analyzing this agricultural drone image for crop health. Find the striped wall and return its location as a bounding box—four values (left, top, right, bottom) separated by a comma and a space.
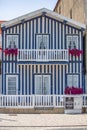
2, 14, 84, 94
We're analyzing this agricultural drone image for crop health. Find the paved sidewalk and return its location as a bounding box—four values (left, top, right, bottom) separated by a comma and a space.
0, 114, 87, 129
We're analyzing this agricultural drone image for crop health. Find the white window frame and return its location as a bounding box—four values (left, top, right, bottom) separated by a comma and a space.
36, 34, 49, 49
6, 35, 18, 48
67, 74, 78, 87
67, 35, 78, 49
6, 75, 18, 95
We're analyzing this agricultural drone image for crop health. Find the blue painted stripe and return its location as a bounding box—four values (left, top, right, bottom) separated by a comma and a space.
32, 20, 34, 49
29, 21, 31, 49
44, 16, 46, 33
40, 16, 42, 33
58, 65, 60, 94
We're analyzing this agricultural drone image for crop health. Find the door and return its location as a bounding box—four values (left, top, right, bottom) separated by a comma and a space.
36, 34, 49, 60
35, 75, 51, 95
35, 75, 51, 106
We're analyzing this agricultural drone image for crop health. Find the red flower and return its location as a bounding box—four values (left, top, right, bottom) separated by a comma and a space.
69, 49, 83, 57
4, 48, 18, 56
65, 87, 83, 95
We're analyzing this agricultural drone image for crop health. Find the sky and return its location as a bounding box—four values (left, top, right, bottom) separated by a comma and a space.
0, 0, 57, 21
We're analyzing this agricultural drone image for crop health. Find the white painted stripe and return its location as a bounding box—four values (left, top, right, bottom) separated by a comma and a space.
24, 65, 25, 94
56, 22, 58, 49
63, 65, 65, 94
73, 63, 75, 73
42, 65, 44, 73
46, 65, 47, 73
31, 21, 32, 49
20, 65, 22, 95
27, 22, 29, 49
59, 23, 61, 49
24, 23, 26, 49
27, 65, 29, 95
76, 63, 78, 73
62, 24, 64, 49
80, 63, 82, 87
53, 65, 54, 94
46, 18, 48, 33
30, 65, 32, 94
70, 63, 72, 73
38, 18, 40, 33
56, 65, 58, 94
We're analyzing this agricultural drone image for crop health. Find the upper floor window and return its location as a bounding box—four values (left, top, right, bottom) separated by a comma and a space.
36, 34, 49, 49
6, 35, 18, 48
67, 74, 78, 87
67, 35, 78, 49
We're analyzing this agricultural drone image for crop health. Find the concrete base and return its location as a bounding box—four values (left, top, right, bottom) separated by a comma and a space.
0, 107, 64, 114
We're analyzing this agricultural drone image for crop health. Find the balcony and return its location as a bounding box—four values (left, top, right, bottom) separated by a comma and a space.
18, 49, 69, 62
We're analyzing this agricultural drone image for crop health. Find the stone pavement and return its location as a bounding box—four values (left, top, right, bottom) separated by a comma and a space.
0, 114, 87, 130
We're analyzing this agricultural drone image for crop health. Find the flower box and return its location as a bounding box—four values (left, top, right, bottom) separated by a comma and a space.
65, 87, 83, 95
4, 48, 18, 56
69, 49, 83, 57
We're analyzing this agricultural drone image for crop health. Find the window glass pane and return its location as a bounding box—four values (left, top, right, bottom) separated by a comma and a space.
36, 34, 49, 49
73, 75, 78, 87
7, 35, 18, 48
67, 75, 72, 87
67, 36, 73, 49
73, 36, 78, 48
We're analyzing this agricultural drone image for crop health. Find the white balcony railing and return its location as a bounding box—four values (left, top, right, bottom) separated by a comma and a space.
18, 49, 69, 62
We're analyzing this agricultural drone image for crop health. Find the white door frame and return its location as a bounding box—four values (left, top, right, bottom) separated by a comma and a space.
35, 74, 51, 95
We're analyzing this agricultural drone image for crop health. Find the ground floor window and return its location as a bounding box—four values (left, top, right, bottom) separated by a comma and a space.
67, 74, 79, 87
6, 75, 18, 95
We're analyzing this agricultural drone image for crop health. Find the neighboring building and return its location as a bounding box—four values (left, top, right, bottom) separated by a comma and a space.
54, 0, 85, 24
1, 8, 85, 109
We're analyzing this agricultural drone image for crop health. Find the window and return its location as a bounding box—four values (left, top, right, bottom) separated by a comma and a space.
67, 35, 78, 49
67, 74, 78, 87
36, 34, 49, 49
6, 35, 18, 48
6, 75, 18, 95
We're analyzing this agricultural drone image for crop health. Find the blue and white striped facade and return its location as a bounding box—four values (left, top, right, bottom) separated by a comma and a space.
1, 8, 85, 95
